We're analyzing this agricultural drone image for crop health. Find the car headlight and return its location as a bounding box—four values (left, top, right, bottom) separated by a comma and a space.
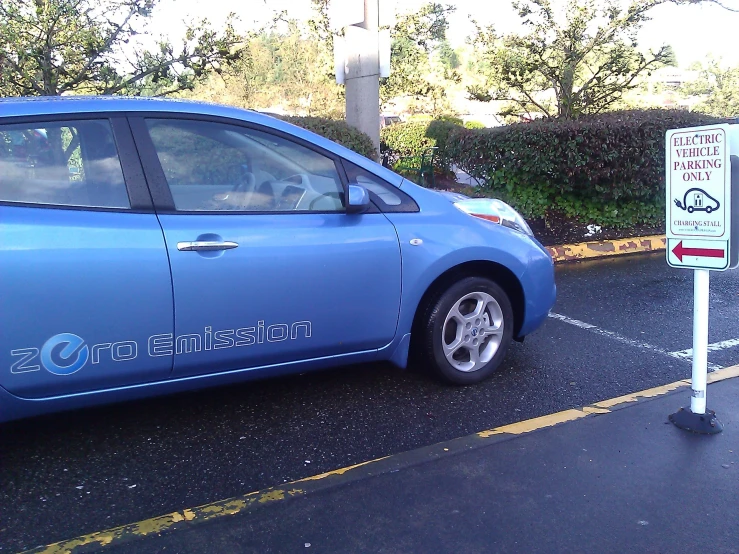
453, 198, 533, 236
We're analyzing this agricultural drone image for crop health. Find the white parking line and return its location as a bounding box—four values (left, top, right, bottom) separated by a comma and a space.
548, 312, 723, 372
670, 338, 739, 360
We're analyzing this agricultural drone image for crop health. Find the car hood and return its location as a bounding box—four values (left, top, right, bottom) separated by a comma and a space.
434, 190, 472, 202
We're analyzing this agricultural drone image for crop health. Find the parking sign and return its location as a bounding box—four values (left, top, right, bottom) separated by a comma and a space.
666, 124, 738, 270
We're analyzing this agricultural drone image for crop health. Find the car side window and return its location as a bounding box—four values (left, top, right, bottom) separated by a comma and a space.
144, 119, 346, 213
0, 120, 130, 209
342, 160, 420, 213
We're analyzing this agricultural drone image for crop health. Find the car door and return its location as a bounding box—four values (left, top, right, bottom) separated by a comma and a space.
130, 116, 402, 378
0, 116, 174, 399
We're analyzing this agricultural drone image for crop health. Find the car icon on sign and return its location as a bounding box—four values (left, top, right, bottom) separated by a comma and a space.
674, 188, 720, 214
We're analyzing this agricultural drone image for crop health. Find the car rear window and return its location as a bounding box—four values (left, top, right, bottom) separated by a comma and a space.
0, 119, 130, 209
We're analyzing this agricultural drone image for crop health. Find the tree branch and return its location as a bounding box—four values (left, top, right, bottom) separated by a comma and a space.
58, 4, 141, 93
585, 52, 666, 108
0, 54, 45, 94
519, 88, 553, 118
678, 0, 739, 11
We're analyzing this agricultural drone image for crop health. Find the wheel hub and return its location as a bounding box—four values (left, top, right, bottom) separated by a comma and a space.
441, 291, 504, 373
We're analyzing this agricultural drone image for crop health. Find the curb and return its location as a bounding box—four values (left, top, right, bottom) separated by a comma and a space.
547, 234, 666, 263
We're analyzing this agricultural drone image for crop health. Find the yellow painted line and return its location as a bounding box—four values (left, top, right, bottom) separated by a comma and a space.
297, 457, 389, 482
476, 383, 687, 438
477, 364, 739, 439
582, 406, 611, 415
592, 380, 691, 409
707, 364, 739, 383
25, 363, 739, 554
478, 409, 589, 438
547, 234, 666, 263
23, 460, 393, 554
26, 487, 306, 554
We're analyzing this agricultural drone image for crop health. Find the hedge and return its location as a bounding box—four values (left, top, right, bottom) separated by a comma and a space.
380, 121, 436, 168
447, 109, 729, 228
280, 115, 377, 161
380, 117, 464, 173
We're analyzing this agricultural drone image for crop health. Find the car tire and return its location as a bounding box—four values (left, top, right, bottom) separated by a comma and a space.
419, 276, 514, 385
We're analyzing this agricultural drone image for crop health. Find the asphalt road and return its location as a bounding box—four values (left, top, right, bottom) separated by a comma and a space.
2, 252, 739, 552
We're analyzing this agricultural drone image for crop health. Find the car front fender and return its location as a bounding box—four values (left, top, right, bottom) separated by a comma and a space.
385, 210, 553, 351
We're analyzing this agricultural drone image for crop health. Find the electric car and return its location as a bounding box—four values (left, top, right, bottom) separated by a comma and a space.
0, 97, 556, 423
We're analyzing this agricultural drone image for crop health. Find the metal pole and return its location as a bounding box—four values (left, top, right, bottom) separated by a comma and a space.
669, 267, 722, 433
690, 268, 710, 415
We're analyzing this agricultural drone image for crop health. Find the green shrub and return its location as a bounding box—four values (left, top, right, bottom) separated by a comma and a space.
380, 121, 436, 168
463, 120, 485, 129
380, 117, 464, 173
447, 109, 729, 228
425, 119, 461, 171
406, 114, 434, 122
280, 115, 377, 160
435, 115, 464, 125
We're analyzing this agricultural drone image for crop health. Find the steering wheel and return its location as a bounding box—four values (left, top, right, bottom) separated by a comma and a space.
232, 170, 256, 194
309, 191, 343, 210
213, 170, 255, 209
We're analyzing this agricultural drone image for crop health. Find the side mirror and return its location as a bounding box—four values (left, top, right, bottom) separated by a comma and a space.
346, 183, 371, 214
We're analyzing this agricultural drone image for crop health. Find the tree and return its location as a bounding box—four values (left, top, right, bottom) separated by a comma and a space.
682, 58, 739, 117
437, 40, 461, 72
0, 0, 244, 97
188, 8, 344, 117
380, 2, 457, 107
189, 1, 461, 116
307, 0, 334, 56
467, 0, 686, 120
246, 15, 343, 115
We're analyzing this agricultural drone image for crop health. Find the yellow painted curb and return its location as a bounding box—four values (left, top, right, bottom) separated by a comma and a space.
592, 380, 690, 409
547, 234, 666, 263
708, 364, 739, 383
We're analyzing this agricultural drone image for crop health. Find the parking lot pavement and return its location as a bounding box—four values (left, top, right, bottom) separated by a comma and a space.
95, 371, 739, 554
552, 252, 739, 355
3, 252, 739, 552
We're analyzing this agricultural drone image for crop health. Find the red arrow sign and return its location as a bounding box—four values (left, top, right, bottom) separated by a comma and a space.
672, 241, 725, 262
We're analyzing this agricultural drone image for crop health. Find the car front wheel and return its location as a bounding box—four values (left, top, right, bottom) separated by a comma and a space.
420, 277, 514, 385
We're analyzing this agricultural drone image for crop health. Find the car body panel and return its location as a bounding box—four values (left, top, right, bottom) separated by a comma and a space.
385, 181, 556, 345
0, 347, 379, 423
0, 207, 174, 399
156, 212, 402, 378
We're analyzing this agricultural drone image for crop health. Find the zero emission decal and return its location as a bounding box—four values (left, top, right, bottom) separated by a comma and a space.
9, 320, 312, 376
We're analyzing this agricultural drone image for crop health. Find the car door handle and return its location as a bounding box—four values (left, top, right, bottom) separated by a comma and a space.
177, 241, 239, 252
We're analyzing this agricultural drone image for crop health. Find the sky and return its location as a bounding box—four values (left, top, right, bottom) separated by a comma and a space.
142, 0, 739, 68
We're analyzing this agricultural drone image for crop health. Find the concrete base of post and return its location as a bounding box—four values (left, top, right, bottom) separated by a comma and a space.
669, 406, 723, 434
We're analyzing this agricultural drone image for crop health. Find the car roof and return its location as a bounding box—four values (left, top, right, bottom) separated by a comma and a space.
0, 96, 402, 186
0, 95, 276, 122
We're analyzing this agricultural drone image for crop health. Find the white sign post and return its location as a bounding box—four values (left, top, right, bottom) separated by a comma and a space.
666, 124, 739, 434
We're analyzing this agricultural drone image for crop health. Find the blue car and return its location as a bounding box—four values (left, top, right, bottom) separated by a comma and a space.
0, 97, 555, 423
